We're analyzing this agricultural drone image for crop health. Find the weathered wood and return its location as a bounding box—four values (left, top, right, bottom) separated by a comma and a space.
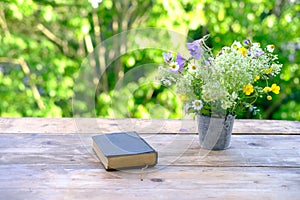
0, 165, 299, 200
0, 118, 300, 134
0, 134, 299, 167
1, 188, 299, 200
0, 118, 300, 199
1, 165, 299, 188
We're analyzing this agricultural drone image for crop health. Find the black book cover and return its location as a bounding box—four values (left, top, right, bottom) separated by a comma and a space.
92, 132, 157, 169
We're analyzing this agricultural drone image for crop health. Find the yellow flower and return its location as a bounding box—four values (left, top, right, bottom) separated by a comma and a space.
243, 84, 254, 95
263, 87, 272, 93
254, 75, 260, 82
266, 67, 273, 74
267, 95, 272, 100
179, 94, 188, 102
238, 47, 247, 56
271, 83, 280, 94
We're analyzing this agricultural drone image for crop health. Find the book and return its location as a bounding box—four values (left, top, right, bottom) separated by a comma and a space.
92, 132, 157, 170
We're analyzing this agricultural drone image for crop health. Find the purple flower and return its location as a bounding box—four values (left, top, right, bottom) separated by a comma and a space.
243, 39, 251, 45
249, 48, 264, 58
162, 52, 173, 64
176, 53, 186, 71
254, 49, 264, 57
187, 40, 202, 60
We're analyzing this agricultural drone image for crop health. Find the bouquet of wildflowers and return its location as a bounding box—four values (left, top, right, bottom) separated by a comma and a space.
157, 35, 282, 117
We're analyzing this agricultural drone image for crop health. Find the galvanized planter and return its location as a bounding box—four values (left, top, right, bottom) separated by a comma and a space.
197, 114, 236, 150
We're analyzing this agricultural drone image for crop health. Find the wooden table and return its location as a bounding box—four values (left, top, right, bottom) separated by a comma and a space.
0, 118, 299, 200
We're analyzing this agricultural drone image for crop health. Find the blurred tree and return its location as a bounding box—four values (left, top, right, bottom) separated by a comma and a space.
0, 0, 299, 120
0, 0, 88, 116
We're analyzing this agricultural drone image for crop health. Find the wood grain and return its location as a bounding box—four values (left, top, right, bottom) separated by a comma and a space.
0, 134, 299, 167
0, 165, 299, 200
0, 118, 299, 199
1, 189, 299, 200
0, 118, 299, 134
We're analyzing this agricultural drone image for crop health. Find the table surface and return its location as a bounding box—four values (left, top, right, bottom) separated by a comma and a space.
0, 118, 300, 200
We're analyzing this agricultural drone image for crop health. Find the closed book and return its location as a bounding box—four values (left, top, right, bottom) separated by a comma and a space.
92, 132, 157, 170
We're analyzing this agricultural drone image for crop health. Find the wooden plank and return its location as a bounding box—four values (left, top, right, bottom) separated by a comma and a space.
0, 165, 299, 200
1, 134, 300, 150
0, 116, 299, 200
0, 118, 300, 134
0, 119, 300, 200
2, 188, 299, 200
1, 165, 299, 188
0, 134, 299, 167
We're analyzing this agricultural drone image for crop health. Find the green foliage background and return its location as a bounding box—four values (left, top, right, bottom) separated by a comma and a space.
0, 0, 299, 120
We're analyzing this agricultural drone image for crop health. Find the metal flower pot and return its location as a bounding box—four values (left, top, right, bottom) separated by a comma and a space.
197, 114, 236, 150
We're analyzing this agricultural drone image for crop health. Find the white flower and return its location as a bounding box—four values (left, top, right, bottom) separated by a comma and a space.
232, 92, 238, 100
188, 63, 198, 72
192, 100, 203, 111
231, 41, 242, 50
266, 44, 275, 53
252, 43, 261, 48
169, 61, 180, 73
270, 63, 282, 75
221, 100, 232, 110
